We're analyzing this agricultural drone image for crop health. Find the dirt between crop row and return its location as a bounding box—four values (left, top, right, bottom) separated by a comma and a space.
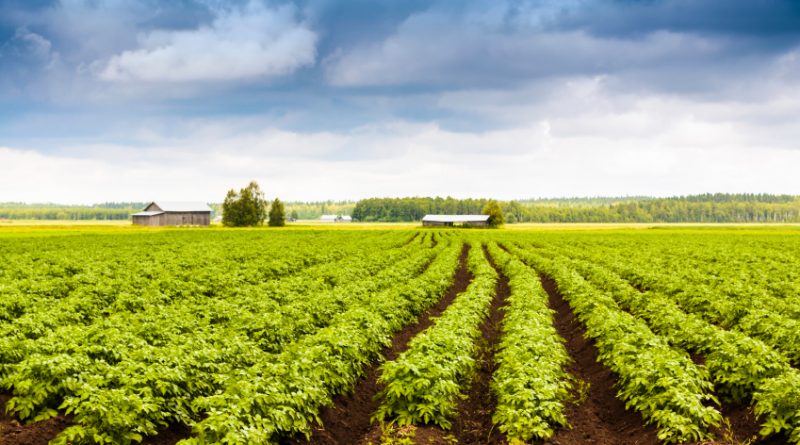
0, 394, 71, 445
447, 246, 510, 445
539, 274, 660, 445
289, 243, 473, 445
541, 274, 790, 445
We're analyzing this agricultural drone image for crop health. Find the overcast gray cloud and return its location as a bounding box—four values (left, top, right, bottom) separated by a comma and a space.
1, 0, 799, 202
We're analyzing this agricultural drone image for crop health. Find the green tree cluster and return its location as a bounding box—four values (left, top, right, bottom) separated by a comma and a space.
268, 198, 286, 227
482, 200, 504, 228
222, 181, 268, 227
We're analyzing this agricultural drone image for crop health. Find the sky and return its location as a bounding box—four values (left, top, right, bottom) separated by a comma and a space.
1, 0, 800, 204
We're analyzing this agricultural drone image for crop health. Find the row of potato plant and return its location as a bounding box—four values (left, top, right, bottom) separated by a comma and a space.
485, 243, 572, 442
505, 243, 722, 444
2, 234, 432, 430
373, 242, 496, 429
551, 235, 800, 365
0, 230, 423, 444
537, 242, 800, 442
0, 231, 404, 373
0, 231, 397, 333
169, 241, 464, 445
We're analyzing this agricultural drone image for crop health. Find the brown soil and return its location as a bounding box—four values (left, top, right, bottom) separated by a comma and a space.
290, 244, 473, 445
0, 394, 71, 445
449, 246, 509, 445
403, 233, 420, 246
705, 403, 789, 445
140, 423, 193, 445
539, 274, 660, 445
540, 274, 792, 445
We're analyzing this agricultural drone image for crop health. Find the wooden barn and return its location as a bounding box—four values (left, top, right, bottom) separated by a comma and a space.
132, 202, 212, 226
422, 214, 490, 227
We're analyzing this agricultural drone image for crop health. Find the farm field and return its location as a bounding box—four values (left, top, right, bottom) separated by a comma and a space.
1, 226, 799, 445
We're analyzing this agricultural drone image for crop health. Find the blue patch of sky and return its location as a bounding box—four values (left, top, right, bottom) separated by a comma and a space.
553, 0, 800, 37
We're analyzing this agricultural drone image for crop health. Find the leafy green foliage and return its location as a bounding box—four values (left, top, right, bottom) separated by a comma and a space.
506, 232, 800, 443
374, 243, 497, 429
183, 241, 462, 444
0, 230, 437, 444
507, 243, 722, 443
486, 243, 571, 441
4, 227, 800, 445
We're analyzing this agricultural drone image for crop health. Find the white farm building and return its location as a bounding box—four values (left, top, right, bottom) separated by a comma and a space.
422, 214, 490, 227
320, 214, 353, 223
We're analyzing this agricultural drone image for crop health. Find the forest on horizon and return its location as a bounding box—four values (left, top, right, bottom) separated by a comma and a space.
1, 194, 799, 223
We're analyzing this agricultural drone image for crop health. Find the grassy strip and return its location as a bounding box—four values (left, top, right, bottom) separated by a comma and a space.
373, 241, 497, 429
486, 243, 571, 442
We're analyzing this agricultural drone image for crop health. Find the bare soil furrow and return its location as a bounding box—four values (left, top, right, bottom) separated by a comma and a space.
0, 394, 71, 445
447, 246, 509, 445
539, 274, 660, 445
292, 244, 473, 445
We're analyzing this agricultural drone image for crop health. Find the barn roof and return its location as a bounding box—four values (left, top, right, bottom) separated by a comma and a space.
422, 214, 490, 223
147, 201, 212, 212
131, 211, 165, 217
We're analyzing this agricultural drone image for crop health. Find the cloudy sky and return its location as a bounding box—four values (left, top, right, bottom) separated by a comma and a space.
1, 0, 800, 203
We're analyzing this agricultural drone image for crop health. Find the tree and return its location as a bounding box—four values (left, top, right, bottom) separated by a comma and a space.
268, 198, 286, 227
482, 200, 504, 228
222, 181, 268, 227
290, 210, 299, 221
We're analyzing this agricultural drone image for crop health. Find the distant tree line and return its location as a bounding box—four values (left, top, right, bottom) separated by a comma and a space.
5, 194, 800, 223
352, 194, 800, 223
0, 202, 146, 220
209, 201, 354, 220
352, 197, 492, 222
283, 201, 356, 219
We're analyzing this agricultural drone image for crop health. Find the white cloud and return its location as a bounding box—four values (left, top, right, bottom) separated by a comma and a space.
6, 47, 800, 204
4, 86, 800, 204
97, 2, 316, 82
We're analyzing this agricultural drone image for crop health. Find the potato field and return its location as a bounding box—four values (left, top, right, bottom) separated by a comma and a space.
1, 226, 799, 445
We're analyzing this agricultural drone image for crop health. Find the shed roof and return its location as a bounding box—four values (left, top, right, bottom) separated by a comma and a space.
131, 211, 165, 217
147, 201, 212, 212
422, 214, 490, 223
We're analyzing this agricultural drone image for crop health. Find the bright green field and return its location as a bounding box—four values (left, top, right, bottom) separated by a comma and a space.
1, 225, 800, 444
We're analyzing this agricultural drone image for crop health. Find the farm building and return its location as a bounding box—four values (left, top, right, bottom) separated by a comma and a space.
422, 214, 490, 227
320, 214, 352, 223
132, 202, 212, 226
